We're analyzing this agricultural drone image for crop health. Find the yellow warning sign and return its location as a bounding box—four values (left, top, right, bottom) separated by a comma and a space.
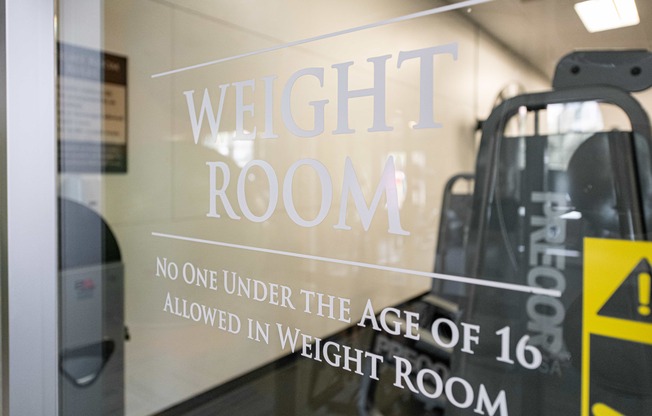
591, 402, 624, 416
582, 238, 652, 416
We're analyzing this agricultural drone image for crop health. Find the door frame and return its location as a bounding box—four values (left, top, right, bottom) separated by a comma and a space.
2, 0, 58, 414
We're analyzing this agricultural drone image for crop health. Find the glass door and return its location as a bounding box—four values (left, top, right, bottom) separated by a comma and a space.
55, 1, 652, 415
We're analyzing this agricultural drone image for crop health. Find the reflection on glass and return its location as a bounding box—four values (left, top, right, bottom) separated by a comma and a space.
56, 1, 652, 415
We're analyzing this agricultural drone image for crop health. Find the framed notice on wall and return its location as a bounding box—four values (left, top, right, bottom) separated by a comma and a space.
58, 43, 128, 173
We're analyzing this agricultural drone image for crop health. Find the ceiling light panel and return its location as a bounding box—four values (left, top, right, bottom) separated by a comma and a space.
574, 0, 640, 33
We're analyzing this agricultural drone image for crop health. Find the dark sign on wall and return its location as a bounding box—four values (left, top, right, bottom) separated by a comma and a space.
58, 43, 128, 173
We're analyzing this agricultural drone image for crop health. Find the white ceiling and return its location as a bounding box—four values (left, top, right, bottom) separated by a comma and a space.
462, 0, 652, 79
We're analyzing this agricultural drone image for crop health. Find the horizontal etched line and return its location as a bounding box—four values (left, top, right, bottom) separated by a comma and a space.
151, 0, 494, 78
151, 231, 562, 297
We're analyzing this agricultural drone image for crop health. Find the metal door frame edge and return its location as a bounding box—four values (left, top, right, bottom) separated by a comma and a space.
2, 0, 58, 414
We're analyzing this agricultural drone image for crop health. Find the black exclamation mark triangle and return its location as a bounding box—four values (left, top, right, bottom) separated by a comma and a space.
598, 258, 652, 323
